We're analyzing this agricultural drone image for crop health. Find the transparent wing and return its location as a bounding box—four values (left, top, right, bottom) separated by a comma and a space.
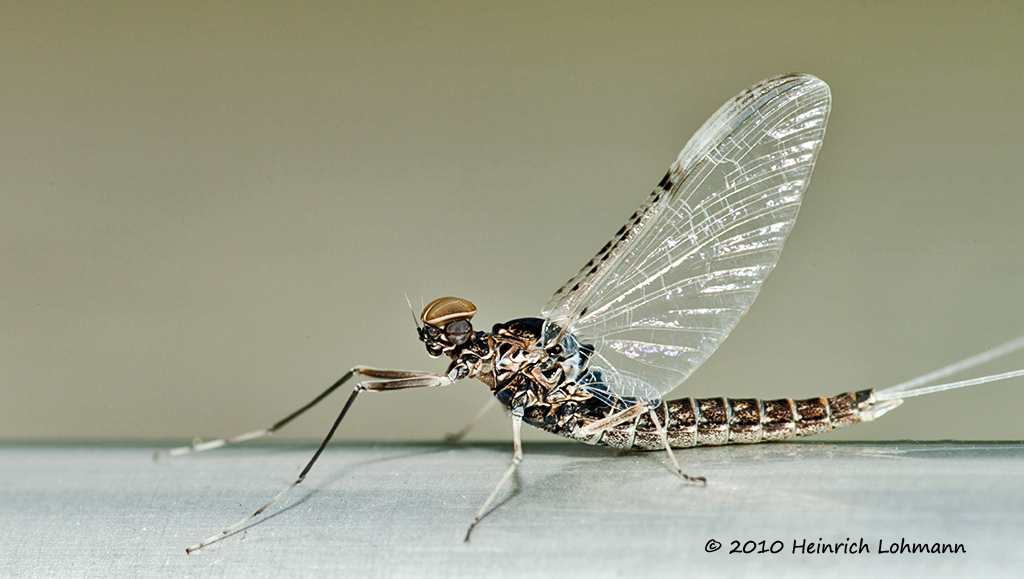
542, 74, 831, 402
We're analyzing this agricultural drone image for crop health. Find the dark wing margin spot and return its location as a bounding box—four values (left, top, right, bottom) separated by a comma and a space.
658, 171, 674, 191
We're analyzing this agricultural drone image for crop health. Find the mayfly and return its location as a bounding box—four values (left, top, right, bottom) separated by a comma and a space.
161, 74, 1024, 553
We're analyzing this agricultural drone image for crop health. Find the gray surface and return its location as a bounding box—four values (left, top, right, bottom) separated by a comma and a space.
3, 442, 1023, 578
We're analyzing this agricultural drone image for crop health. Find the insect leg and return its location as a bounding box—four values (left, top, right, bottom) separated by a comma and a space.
444, 397, 500, 442
155, 367, 450, 460
354, 366, 455, 390
155, 370, 359, 460
574, 402, 649, 437
464, 407, 524, 542
184, 367, 454, 554
648, 404, 705, 485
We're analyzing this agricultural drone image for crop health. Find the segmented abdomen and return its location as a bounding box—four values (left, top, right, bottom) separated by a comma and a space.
591, 390, 877, 450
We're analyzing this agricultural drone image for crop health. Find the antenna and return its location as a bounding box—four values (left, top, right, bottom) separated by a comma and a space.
405, 293, 422, 329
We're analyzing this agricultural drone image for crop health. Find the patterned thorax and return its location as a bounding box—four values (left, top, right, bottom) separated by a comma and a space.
459, 318, 636, 437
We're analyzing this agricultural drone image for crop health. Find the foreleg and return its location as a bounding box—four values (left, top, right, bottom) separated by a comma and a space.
182, 366, 456, 553
156, 367, 450, 460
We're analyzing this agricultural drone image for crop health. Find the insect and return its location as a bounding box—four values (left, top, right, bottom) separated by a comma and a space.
161, 73, 1024, 553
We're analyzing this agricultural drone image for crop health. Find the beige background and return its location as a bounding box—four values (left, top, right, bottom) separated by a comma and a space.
3, 1, 1023, 444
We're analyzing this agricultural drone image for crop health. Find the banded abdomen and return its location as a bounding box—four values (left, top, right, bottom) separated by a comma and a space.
578, 390, 890, 450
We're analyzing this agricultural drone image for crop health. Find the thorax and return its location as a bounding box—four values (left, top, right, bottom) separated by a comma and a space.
475, 318, 616, 433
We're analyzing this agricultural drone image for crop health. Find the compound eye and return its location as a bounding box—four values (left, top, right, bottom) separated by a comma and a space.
444, 319, 472, 345
421, 297, 476, 328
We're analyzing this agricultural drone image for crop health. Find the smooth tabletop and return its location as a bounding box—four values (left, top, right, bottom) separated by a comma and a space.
3, 441, 1022, 578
